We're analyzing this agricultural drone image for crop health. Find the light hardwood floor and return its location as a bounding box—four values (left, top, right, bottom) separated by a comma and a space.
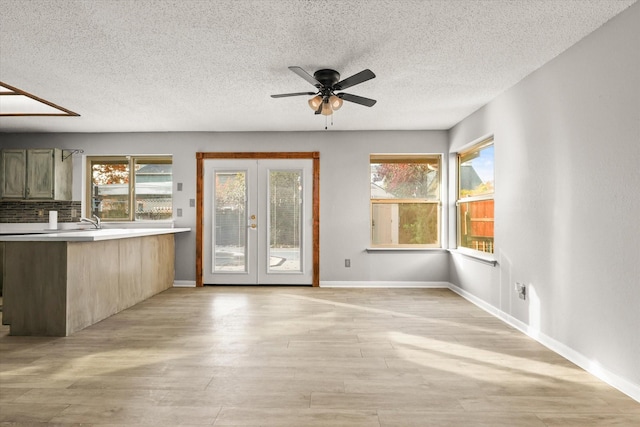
1, 287, 638, 426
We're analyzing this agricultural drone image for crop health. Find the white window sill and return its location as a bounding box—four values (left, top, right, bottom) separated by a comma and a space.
366, 247, 448, 253
448, 248, 497, 266
90, 220, 176, 229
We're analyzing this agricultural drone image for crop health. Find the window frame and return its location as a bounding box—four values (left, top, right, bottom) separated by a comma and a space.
456, 138, 495, 255
369, 153, 442, 249
85, 155, 173, 222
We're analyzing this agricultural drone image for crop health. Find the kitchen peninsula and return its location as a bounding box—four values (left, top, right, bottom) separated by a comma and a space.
1, 228, 189, 336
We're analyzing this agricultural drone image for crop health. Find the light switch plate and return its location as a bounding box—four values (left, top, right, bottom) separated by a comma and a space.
177, 183, 183, 191
189, 199, 195, 207
177, 208, 183, 217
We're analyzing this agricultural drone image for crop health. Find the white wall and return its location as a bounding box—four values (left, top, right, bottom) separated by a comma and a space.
449, 2, 639, 397
0, 130, 450, 285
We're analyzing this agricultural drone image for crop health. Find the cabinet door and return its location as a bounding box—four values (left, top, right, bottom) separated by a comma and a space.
53, 148, 72, 200
27, 149, 54, 199
1, 149, 27, 198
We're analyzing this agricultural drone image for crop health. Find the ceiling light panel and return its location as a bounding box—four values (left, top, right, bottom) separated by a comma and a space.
0, 82, 79, 116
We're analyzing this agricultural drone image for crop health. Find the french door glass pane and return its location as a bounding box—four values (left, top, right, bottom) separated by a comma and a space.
214, 171, 247, 272
268, 170, 302, 273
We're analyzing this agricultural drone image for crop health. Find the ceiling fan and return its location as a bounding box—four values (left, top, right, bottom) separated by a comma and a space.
271, 66, 376, 116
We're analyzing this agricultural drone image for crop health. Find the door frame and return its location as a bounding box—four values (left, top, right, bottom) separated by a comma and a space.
196, 152, 320, 287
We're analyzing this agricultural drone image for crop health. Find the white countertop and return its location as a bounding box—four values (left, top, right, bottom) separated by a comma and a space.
0, 228, 191, 242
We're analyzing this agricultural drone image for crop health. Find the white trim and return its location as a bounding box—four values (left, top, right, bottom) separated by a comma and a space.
454, 133, 495, 155
449, 248, 497, 266
456, 194, 494, 204
320, 281, 450, 288
366, 248, 447, 252
448, 283, 640, 403
173, 280, 196, 287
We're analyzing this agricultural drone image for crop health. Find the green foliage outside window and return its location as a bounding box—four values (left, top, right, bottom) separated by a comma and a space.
88, 157, 172, 221
370, 155, 441, 248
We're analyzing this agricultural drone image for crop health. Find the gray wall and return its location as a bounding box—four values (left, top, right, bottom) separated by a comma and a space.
0, 130, 450, 284
449, 3, 639, 392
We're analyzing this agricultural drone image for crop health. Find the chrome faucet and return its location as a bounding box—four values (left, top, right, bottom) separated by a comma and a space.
80, 215, 101, 229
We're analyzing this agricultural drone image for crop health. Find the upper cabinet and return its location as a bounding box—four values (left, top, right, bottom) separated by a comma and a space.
0, 149, 26, 198
0, 149, 72, 200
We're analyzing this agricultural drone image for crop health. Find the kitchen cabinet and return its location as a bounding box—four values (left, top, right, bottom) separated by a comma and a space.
0, 149, 26, 198
0, 148, 72, 200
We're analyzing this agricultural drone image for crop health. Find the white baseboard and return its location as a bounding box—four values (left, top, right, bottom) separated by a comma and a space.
320, 281, 450, 288
448, 283, 640, 403
173, 280, 196, 287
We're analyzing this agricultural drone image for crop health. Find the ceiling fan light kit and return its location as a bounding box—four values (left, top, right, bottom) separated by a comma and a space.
308, 95, 322, 110
272, 66, 376, 126
329, 95, 343, 111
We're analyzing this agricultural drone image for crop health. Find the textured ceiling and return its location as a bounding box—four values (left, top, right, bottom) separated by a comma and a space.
0, 0, 635, 133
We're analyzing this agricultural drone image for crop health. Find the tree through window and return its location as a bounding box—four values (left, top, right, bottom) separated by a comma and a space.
87, 156, 172, 221
370, 154, 441, 247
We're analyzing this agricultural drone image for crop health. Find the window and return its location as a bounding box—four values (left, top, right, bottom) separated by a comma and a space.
87, 156, 172, 221
370, 154, 441, 248
457, 138, 494, 253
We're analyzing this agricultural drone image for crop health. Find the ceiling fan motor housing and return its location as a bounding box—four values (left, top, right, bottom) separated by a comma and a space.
313, 69, 340, 89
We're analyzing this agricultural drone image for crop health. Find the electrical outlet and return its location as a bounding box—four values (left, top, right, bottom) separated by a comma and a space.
345, 259, 351, 268
515, 282, 527, 300
189, 198, 195, 207
177, 182, 183, 191
177, 208, 183, 217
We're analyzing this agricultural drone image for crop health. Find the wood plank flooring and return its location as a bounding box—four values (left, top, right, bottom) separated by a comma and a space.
1, 287, 638, 426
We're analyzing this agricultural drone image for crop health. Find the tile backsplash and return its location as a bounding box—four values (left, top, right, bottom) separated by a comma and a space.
0, 200, 81, 223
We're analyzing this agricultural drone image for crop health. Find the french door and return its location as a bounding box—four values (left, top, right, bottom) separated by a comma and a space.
202, 158, 313, 285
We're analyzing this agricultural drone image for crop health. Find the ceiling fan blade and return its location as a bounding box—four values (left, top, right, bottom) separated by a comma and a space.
334, 69, 376, 90
271, 92, 316, 98
338, 93, 377, 107
289, 66, 322, 88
